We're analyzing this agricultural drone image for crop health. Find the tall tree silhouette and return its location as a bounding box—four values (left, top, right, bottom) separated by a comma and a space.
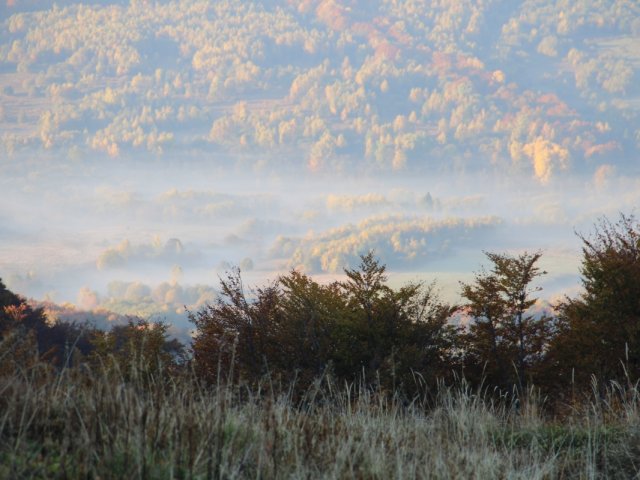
461, 252, 550, 391
551, 214, 640, 389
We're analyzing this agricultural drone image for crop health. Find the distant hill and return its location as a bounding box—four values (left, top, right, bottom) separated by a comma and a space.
1, 0, 638, 180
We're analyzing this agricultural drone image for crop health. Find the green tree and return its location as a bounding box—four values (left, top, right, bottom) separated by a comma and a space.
460, 271, 508, 389
340, 251, 392, 374
378, 279, 459, 394
461, 252, 550, 391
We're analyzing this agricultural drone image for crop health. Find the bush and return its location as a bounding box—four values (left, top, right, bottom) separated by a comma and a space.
190, 253, 459, 397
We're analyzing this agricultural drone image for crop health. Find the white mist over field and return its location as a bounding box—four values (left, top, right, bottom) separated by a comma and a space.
3, 152, 638, 335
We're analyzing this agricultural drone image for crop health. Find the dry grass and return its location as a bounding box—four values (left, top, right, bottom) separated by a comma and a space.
1, 356, 640, 479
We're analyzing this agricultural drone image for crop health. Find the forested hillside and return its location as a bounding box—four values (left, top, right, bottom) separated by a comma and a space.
1, 0, 638, 179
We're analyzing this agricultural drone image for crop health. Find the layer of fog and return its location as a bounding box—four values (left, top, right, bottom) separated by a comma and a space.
2, 151, 638, 337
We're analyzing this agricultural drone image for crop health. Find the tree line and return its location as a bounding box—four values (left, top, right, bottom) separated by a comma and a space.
2, 214, 639, 405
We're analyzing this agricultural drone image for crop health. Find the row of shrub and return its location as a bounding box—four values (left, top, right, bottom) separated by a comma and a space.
191, 214, 640, 405
2, 214, 640, 407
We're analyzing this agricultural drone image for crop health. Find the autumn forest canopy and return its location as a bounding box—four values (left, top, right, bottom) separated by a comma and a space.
1, 0, 638, 175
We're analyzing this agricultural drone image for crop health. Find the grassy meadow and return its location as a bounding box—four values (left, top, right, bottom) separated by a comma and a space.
2, 353, 640, 479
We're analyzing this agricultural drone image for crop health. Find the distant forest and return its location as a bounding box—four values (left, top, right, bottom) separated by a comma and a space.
1, 0, 638, 179
2, 213, 639, 403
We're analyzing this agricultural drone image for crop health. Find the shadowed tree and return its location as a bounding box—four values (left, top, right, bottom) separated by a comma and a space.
0, 279, 47, 336
461, 251, 550, 392
378, 279, 460, 394
190, 267, 282, 384
278, 270, 346, 383
549, 214, 640, 391
191, 253, 459, 396
338, 252, 459, 392
0, 278, 97, 372
1, 279, 50, 373
90, 319, 184, 379
460, 271, 508, 389
340, 251, 392, 374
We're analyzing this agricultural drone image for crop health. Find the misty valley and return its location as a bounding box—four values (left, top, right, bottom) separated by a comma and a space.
1, 0, 640, 478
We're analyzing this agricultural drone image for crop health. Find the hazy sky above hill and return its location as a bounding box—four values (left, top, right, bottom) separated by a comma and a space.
1, 0, 638, 336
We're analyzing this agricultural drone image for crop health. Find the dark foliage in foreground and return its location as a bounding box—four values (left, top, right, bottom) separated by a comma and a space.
549, 214, 640, 394
2, 214, 640, 402
1, 214, 640, 477
190, 215, 640, 401
190, 251, 459, 398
